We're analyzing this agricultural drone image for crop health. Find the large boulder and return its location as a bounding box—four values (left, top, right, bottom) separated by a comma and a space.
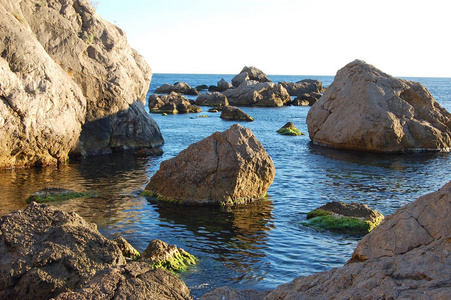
149, 92, 202, 114
223, 80, 291, 107
144, 124, 275, 205
279, 79, 324, 96
0, 0, 163, 167
203, 181, 451, 299
0, 0, 86, 168
217, 78, 233, 92
0, 202, 192, 300
155, 82, 199, 96
196, 92, 229, 107
306, 60, 451, 152
231, 66, 271, 87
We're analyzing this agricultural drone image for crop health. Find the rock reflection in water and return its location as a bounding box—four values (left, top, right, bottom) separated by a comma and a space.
149, 198, 275, 288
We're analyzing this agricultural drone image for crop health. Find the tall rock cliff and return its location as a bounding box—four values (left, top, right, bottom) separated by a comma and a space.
0, 0, 163, 168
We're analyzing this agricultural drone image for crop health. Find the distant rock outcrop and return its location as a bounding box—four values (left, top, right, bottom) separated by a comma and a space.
307, 60, 451, 152
0, 0, 163, 167
203, 180, 451, 299
232, 66, 271, 87
279, 79, 324, 96
155, 82, 199, 96
292, 92, 322, 106
144, 124, 275, 205
196, 92, 229, 107
217, 78, 233, 92
0, 202, 191, 299
223, 81, 291, 107
149, 92, 202, 114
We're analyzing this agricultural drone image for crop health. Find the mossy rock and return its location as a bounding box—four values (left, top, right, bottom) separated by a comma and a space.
304, 202, 384, 234
151, 249, 197, 273
26, 188, 91, 204
277, 122, 305, 136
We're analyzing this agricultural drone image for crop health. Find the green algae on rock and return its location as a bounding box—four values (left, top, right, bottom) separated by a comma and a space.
277, 122, 305, 136
304, 201, 384, 234
26, 188, 91, 204
141, 239, 197, 273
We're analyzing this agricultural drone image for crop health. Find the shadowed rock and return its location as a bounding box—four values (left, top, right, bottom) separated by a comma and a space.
144, 124, 275, 205
149, 92, 202, 114
223, 81, 291, 107
155, 82, 199, 95
307, 60, 451, 152
196, 92, 229, 107
220, 106, 254, 121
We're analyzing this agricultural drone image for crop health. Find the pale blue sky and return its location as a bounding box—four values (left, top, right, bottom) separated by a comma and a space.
97, 0, 451, 77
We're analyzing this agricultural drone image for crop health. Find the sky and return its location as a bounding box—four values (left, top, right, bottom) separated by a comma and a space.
96, 0, 451, 77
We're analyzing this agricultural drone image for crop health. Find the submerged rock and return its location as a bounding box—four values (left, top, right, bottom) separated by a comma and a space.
277, 122, 304, 136
0, 202, 191, 299
223, 81, 291, 107
220, 106, 254, 122
307, 60, 451, 152
25, 188, 90, 203
144, 124, 275, 205
141, 239, 196, 273
305, 201, 384, 234
155, 82, 199, 96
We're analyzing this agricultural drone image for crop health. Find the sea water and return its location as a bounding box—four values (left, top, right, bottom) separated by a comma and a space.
1, 74, 450, 297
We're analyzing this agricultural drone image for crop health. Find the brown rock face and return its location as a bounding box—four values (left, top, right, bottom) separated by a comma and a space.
0, 0, 86, 168
0, 202, 192, 300
223, 80, 291, 107
306, 59, 451, 152
144, 124, 275, 205
0, 0, 164, 164
220, 106, 254, 121
149, 92, 202, 114
196, 92, 229, 107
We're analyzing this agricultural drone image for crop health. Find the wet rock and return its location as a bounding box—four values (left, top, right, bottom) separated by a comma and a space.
0, 202, 192, 300
223, 81, 291, 107
217, 78, 233, 91
201, 286, 269, 300
220, 106, 254, 122
305, 201, 384, 234
306, 60, 451, 152
55, 262, 193, 300
280, 79, 324, 96
276, 122, 304, 136
196, 92, 229, 107
155, 82, 199, 95
25, 188, 90, 203
113, 236, 141, 260
149, 92, 202, 114
292, 92, 322, 106
141, 239, 196, 273
196, 84, 209, 91
144, 124, 275, 205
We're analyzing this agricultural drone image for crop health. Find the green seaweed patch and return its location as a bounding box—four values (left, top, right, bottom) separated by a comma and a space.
26, 192, 91, 204
306, 209, 333, 219
151, 250, 197, 273
277, 128, 305, 136
141, 190, 185, 205
141, 190, 156, 197
304, 214, 377, 235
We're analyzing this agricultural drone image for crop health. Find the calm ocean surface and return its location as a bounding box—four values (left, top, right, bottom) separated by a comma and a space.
1, 73, 451, 297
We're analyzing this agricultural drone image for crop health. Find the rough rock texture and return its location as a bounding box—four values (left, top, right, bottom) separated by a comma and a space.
232, 66, 271, 87
55, 262, 192, 300
204, 181, 451, 299
279, 79, 324, 96
201, 287, 269, 300
307, 60, 451, 152
155, 82, 199, 95
217, 78, 233, 91
352, 181, 451, 262
141, 239, 196, 272
0, 202, 125, 299
292, 92, 322, 106
149, 92, 202, 114
196, 92, 229, 107
113, 236, 140, 260
0, 0, 86, 168
223, 80, 291, 107
0, 0, 163, 167
0, 202, 192, 300
220, 106, 254, 121
144, 124, 275, 205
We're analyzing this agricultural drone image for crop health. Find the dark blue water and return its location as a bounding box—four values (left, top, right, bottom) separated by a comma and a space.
1, 74, 450, 298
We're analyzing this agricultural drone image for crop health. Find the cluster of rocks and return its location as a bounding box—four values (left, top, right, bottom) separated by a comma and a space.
148, 92, 201, 114
0, 202, 193, 299
0, 0, 163, 168
149, 66, 324, 116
